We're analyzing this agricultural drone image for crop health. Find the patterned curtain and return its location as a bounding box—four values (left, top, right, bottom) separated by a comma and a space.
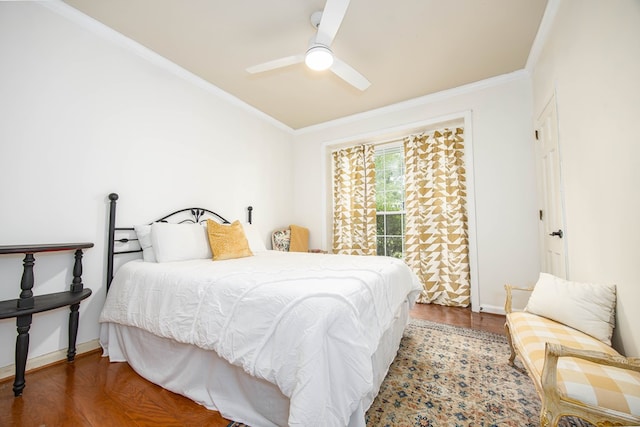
404, 128, 470, 306
332, 145, 377, 255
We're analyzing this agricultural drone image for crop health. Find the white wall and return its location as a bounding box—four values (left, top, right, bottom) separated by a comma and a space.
0, 2, 293, 370
292, 74, 541, 313
531, 0, 640, 356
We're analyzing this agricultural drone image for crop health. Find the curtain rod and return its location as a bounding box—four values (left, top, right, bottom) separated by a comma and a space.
369, 125, 462, 148
331, 136, 406, 153
370, 137, 405, 147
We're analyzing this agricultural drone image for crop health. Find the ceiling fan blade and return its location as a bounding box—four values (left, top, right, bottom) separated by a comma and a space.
315, 0, 351, 46
330, 57, 370, 91
246, 54, 304, 74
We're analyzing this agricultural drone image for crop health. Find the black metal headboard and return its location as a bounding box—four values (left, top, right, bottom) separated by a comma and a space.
106, 193, 252, 291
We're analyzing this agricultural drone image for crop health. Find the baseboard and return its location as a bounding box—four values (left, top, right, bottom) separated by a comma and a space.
479, 304, 506, 315
0, 339, 101, 381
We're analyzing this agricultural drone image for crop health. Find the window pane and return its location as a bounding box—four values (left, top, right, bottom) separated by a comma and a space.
386, 175, 404, 192
386, 154, 403, 172
386, 191, 404, 211
385, 152, 403, 170
385, 176, 402, 191
376, 192, 385, 211
386, 214, 403, 236
376, 237, 385, 256
386, 237, 403, 259
376, 171, 386, 188
374, 155, 384, 171
376, 215, 384, 235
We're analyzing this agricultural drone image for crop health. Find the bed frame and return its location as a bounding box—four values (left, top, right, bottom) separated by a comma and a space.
105, 192, 252, 291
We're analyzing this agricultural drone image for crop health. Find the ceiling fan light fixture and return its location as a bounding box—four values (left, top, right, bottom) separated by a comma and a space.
305, 45, 333, 71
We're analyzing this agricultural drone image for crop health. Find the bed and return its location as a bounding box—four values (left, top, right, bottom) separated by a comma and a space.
100, 193, 422, 427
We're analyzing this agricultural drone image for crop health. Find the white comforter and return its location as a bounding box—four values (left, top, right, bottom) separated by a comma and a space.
100, 251, 422, 426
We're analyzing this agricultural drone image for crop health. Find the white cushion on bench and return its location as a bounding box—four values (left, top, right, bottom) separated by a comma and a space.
525, 273, 616, 345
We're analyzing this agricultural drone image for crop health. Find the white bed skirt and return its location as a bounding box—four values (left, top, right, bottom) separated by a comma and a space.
100, 299, 411, 427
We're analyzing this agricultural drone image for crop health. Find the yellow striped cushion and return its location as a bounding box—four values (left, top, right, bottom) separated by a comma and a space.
508, 311, 640, 416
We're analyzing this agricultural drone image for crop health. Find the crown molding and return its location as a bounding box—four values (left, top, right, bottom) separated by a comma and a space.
525, 0, 561, 73
40, 1, 294, 134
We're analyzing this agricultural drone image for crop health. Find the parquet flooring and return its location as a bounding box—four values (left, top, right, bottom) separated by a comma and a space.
0, 303, 505, 426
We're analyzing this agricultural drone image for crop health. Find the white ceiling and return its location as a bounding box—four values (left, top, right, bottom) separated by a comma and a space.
62, 0, 548, 130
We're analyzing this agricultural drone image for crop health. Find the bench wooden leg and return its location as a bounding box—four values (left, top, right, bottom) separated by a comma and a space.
540, 409, 550, 427
504, 322, 517, 366
540, 404, 559, 427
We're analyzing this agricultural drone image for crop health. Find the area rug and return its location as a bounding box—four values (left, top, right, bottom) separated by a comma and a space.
366, 319, 593, 427
228, 319, 593, 427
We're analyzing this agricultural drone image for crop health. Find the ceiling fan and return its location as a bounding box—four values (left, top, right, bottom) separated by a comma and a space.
245, 0, 371, 91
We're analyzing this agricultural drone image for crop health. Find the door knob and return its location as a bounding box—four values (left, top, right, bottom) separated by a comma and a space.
549, 229, 563, 238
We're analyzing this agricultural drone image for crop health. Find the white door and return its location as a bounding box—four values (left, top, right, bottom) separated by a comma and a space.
535, 95, 567, 278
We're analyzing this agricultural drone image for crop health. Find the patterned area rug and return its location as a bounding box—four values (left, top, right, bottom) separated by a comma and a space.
366, 319, 593, 427
228, 319, 594, 427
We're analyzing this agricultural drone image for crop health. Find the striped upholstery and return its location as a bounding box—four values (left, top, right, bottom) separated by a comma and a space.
508, 311, 640, 416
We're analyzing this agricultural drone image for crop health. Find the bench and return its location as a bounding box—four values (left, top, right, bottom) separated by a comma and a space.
504, 273, 640, 426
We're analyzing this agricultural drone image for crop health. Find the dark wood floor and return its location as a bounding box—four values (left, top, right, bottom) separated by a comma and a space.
410, 303, 506, 335
0, 304, 505, 427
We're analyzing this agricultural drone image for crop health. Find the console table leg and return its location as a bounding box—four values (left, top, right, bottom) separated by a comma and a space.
14, 314, 32, 397
67, 303, 80, 362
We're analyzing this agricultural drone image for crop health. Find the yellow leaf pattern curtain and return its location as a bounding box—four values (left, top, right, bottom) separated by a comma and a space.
332, 145, 377, 255
404, 128, 470, 306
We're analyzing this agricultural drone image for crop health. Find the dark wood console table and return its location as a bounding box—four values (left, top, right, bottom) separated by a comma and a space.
0, 243, 93, 396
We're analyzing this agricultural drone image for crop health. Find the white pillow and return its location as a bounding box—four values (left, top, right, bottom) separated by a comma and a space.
151, 222, 212, 262
134, 224, 156, 262
525, 272, 616, 345
242, 223, 267, 252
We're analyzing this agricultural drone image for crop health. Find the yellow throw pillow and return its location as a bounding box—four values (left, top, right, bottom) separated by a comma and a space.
289, 224, 309, 252
206, 219, 253, 261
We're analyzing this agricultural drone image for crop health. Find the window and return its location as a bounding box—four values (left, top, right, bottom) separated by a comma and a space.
375, 146, 405, 258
